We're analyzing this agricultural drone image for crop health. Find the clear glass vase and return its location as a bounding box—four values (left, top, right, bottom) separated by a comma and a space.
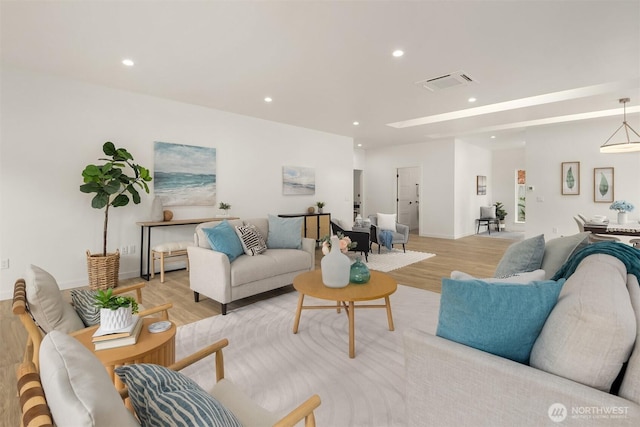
350, 256, 370, 284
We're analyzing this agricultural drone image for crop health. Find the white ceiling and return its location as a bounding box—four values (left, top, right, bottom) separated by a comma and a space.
2, 0, 640, 149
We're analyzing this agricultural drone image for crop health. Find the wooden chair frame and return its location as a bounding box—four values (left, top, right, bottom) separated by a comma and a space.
17, 338, 321, 427
12, 279, 171, 370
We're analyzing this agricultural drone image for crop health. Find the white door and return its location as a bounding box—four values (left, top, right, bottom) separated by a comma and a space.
397, 167, 420, 231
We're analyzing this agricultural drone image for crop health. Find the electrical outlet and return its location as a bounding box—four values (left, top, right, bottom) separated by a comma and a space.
552, 227, 558, 234
1, 259, 9, 269
120, 246, 129, 255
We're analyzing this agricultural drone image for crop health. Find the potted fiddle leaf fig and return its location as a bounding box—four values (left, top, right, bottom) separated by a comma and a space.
80, 141, 152, 289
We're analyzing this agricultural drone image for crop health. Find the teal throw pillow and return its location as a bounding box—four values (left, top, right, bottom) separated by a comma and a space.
494, 234, 545, 277
267, 215, 303, 249
115, 364, 242, 427
436, 277, 565, 364
202, 220, 245, 262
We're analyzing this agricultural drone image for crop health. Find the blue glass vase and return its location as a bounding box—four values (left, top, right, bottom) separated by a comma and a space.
350, 256, 370, 284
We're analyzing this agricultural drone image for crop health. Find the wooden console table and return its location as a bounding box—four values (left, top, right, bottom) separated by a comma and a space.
137, 217, 225, 280
279, 212, 331, 241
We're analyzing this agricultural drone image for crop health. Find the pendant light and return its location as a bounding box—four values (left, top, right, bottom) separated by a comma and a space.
600, 98, 640, 153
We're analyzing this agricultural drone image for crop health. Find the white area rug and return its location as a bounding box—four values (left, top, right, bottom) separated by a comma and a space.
356, 249, 435, 272
176, 285, 441, 427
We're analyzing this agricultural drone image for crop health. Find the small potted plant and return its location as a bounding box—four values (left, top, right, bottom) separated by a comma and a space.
493, 202, 508, 230
218, 202, 231, 216
95, 288, 139, 331
316, 201, 325, 214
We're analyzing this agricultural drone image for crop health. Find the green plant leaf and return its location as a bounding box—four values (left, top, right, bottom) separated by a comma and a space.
566, 167, 575, 189
103, 180, 121, 194
128, 185, 141, 204
80, 182, 101, 193
103, 141, 116, 156
91, 193, 109, 209
112, 194, 129, 207
599, 173, 609, 197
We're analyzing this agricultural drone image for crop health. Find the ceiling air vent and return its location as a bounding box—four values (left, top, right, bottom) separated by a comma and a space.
415, 71, 476, 92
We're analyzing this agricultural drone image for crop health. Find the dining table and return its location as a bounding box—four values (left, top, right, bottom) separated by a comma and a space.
583, 222, 640, 237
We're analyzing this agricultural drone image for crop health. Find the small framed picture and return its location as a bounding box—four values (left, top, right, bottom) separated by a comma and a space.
476, 175, 486, 195
561, 162, 580, 195
594, 167, 614, 203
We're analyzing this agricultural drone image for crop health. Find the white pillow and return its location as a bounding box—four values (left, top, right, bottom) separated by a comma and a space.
530, 254, 636, 392
377, 213, 397, 231
25, 265, 84, 333
450, 269, 546, 284
40, 331, 139, 426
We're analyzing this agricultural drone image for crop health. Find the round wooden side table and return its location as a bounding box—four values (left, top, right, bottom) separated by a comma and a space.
73, 317, 176, 390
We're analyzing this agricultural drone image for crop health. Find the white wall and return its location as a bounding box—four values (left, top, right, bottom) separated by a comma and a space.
0, 66, 354, 299
454, 140, 493, 238
525, 118, 640, 240
364, 139, 459, 239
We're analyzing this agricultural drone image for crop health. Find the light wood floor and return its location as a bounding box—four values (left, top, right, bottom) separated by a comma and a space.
0, 234, 512, 426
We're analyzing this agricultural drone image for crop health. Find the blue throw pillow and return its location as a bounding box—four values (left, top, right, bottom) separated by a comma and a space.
267, 215, 303, 249
436, 278, 565, 364
115, 364, 242, 427
202, 220, 244, 262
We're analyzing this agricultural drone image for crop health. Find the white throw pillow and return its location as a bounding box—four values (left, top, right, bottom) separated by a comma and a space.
25, 265, 84, 333
39, 331, 139, 426
530, 254, 636, 392
377, 213, 397, 231
450, 269, 546, 284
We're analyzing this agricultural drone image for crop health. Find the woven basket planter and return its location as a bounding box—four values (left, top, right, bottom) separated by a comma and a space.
86, 250, 120, 290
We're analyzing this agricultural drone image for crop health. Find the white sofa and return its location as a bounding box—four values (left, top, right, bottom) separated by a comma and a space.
404, 253, 640, 426
188, 218, 315, 314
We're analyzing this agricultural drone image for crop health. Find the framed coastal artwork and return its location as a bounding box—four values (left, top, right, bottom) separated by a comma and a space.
476, 175, 487, 195
283, 166, 315, 195
154, 141, 216, 206
561, 161, 580, 195
593, 167, 614, 203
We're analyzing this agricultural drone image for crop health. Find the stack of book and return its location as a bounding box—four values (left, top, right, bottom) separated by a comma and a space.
92, 316, 143, 350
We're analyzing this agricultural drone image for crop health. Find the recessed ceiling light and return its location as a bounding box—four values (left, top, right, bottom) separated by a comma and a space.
122, 59, 134, 66
468, 97, 477, 103
353, 121, 360, 126
264, 97, 273, 103
490, 135, 496, 139
357, 143, 363, 147
392, 50, 404, 58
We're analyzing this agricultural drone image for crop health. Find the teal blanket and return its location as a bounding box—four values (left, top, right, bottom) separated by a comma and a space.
551, 241, 640, 282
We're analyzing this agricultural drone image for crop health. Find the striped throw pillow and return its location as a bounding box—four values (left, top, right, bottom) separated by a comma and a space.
115, 364, 242, 427
235, 224, 267, 256
70, 289, 100, 326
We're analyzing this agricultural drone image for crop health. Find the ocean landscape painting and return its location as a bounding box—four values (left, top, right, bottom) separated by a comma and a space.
283, 166, 315, 195
154, 141, 216, 206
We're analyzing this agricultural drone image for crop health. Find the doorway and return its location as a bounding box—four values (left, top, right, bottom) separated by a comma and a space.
354, 169, 363, 221
397, 167, 420, 232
